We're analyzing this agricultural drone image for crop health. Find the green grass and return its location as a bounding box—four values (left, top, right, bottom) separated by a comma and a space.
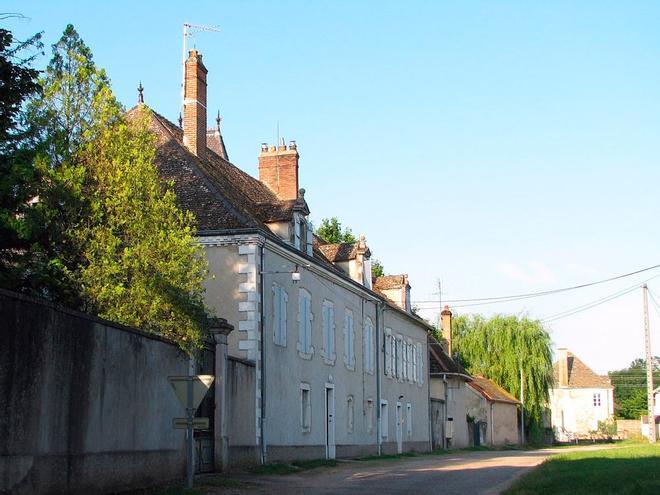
505, 443, 660, 495
196, 476, 246, 488
291, 459, 338, 469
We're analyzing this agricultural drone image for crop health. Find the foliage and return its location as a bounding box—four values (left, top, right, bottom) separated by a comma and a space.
3, 25, 209, 350
505, 443, 660, 495
596, 418, 617, 437
316, 216, 357, 243
0, 28, 43, 290
77, 107, 209, 351
609, 357, 660, 419
372, 258, 385, 278
452, 314, 554, 438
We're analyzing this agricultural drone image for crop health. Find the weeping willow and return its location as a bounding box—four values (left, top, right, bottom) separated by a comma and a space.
452, 314, 554, 434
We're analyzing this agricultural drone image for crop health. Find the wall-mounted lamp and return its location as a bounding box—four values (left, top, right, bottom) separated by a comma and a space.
292, 266, 301, 283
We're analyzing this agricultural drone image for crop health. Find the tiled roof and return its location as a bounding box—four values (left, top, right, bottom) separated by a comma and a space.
207, 128, 228, 161
132, 106, 298, 231
318, 243, 360, 262
468, 376, 521, 405
553, 351, 613, 389
373, 275, 408, 290
428, 336, 469, 377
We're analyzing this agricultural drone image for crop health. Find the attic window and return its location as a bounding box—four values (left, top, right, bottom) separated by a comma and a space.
593, 393, 601, 407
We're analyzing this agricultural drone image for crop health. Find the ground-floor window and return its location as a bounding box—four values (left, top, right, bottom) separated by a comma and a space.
300, 383, 311, 432
380, 400, 389, 439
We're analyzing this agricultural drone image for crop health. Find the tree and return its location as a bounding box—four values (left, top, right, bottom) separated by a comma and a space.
452, 313, 554, 442
0, 28, 43, 289
609, 357, 660, 419
7, 25, 210, 350
372, 259, 385, 278
77, 107, 208, 350
316, 217, 357, 243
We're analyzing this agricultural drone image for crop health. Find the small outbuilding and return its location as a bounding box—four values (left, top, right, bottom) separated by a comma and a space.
466, 376, 521, 446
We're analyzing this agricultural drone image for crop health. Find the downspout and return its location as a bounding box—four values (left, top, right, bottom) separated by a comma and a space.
426, 340, 432, 452
443, 373, 448, 450
490, 402, 494, 447
375, 301, 382, 456
259, 244, 267, 464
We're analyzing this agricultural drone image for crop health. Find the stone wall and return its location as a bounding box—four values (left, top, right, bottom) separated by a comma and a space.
0, 289, 190, 494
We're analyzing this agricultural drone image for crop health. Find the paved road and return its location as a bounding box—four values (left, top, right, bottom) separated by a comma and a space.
208, 448, 569, 495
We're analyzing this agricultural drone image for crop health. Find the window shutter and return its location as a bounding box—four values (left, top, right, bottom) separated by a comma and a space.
385, 331, 392, 376
280, 290, 287, 346
417, 343, 424, 384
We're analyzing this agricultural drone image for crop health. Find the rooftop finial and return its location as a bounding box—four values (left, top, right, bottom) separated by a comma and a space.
216, 110, 222, 130
137, 81, 144, 104
178, 112, 183, 128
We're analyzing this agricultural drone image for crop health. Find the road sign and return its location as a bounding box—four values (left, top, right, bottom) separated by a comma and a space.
173, 417, 210, 430
167, 375, 215, 413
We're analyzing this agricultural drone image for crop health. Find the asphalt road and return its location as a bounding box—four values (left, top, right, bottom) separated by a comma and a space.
211, 448, 565, 495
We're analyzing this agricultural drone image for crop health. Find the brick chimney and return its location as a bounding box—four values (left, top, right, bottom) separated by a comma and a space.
258, 139, 299, 200
183, 50, 208, 160
557, 348, 569, 386
441, 305, 453, 356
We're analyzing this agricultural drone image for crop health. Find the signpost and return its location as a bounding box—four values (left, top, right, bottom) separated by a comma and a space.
168, 375, 215, 488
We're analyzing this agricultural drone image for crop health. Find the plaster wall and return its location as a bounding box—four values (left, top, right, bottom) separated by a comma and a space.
0, 290, 189, 495
549, 387, 614, 438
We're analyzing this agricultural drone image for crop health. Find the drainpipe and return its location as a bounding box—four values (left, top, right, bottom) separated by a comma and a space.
375, 301, 382, 456
259, 244, 267, 464
490, 402, 495, 447
443, 373, 448, 450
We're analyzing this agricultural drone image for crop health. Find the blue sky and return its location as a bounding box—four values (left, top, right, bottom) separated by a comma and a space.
5, 1, 660, 372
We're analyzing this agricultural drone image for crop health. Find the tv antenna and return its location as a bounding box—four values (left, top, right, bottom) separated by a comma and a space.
181, 23, 220, 126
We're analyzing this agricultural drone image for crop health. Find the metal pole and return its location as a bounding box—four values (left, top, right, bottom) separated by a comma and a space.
520, 366, 525, 445
643, 284, 656, 443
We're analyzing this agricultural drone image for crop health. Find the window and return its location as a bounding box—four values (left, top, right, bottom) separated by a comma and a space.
347, 396, 354, 434
396, 335, 404, 380
363, 259, 373, 289
344, 309, 355, 370
380, 400, 389, 439
406, 403, 412, 438
294, 216, 302, 249
364, 318, 374, 374
322, 300, 335, 364
367, 398, 374, 433
297, 289, 314, 358
385, 328, 393, 377
300, 383, 311, 432
416, 342, 424, 385
272, 284, 288, 346
593, 393, 601, 407
306, 220, 314, 256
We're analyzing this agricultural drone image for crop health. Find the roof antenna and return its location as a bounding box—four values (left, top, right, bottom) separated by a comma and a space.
181, 23, 220, 130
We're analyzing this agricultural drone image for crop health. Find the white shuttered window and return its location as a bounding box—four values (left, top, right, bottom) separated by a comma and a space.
344, 309, 355, 370
322, 300, 335, 364
297, 289, 313, 357
272, 284, 288, 346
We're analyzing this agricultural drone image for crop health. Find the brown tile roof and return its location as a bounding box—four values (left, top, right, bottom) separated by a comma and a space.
207, 128, 228, 160
553, 351, 613, 389
373, 274, 409, 290
428, 336, 469, 377
131, 106, 299, 231
468, 376, 521, 405
318, 243, 359, 262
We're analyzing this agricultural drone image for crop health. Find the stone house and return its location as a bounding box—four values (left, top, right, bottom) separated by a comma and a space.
134, 49, 434, 468
428, 306, 471, 449
466, 376, 521, 446
548, 348, 614, 441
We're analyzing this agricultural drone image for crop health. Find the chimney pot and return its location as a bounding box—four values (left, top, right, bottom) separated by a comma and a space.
261, 143, 268, 152
259, 138, 300, 201
289, 140, 297, 150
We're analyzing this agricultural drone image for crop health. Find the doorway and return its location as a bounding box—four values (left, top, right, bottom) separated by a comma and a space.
325, 384, 336, 459
396, 401, 403, 454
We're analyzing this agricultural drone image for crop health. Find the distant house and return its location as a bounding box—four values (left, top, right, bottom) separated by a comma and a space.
466, 376, 521, 446
548, 348, 614, 441
428, 306, 471, 449
655, 386, 660, 416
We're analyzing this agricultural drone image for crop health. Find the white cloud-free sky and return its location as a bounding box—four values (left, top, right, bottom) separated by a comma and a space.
6, 1, 660, 372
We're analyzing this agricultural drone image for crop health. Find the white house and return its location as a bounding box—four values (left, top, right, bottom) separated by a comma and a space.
137, 49, 434, 469
548, 348, 614, 441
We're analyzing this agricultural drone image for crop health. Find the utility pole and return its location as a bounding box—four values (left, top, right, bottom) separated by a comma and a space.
643, 284, 656, 443
520, 365, 525, 445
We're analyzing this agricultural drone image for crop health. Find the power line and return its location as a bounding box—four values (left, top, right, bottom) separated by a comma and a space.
410, 263, 660, 306
540, 276, 660, 323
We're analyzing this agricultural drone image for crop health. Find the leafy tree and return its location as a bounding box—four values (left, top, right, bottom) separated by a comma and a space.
609, 357, 660, 419
0, 28, 42, 289
77, 107, 208, 350
5, 25, 210, 350
372, 259, 385, 278
452, 313, 554, 442
316, 217, 357, 243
